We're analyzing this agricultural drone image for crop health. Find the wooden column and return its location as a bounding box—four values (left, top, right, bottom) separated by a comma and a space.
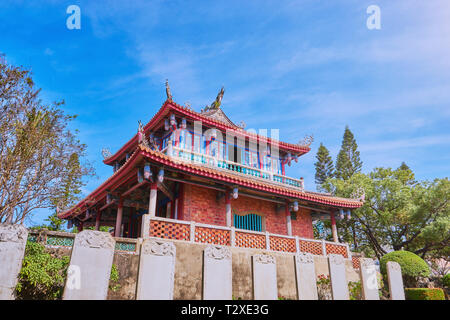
115, 199, 124, 237
285, 201, 292, 236
95, 209, 101, 231
225, 189, 232, 227
330, 211, 339, 243
141, 182, 158, 238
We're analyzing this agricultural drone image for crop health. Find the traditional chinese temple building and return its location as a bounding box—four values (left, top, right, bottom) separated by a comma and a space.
58, 84, 363, 258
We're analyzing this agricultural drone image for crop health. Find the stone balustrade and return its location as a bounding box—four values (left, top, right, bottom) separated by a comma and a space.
148, 216, 350, 259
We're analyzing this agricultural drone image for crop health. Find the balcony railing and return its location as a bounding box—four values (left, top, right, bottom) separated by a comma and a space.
164, 146, 305, 190
148, 216, 351, 259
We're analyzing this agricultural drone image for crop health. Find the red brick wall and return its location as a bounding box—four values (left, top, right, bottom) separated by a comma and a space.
181, 184, 313, 239
291, 208, 314, 239
181, 184, 226, 226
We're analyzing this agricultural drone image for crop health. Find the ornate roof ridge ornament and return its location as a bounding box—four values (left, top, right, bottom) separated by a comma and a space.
165, 79, 173, 101
137, 120, 152, 150
203, 86, 225, 112
298, 134, 314, 147
101, 148, 112, 159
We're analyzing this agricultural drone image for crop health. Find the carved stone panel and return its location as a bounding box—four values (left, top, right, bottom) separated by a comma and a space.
204, 245, 232, 260
295, 253, 318, 300
359, 258, 380, 300
75, 230, 115, 249
203, 245, 232, 300
136, 239, 176, 300
141, 239, 176, 256
0, 224, 29, 300
328, 254, 349, 300
63, 230, 115, 300
386, 261, 405, 300
252, 254, 277, 300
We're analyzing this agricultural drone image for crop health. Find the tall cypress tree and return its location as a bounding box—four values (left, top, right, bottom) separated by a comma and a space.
314, 143, 335, 190
335, 126, 362, 180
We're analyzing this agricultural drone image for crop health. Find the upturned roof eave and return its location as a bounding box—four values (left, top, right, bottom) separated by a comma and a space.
103, 100, 311, 166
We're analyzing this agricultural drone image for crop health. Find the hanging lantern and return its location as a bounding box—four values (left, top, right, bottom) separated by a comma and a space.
287, 152, 292, 161
164, 119, 170, 131
170, 114, 176, 126
107, 193, 112, 204
181, 118, 187, 129
339, 208, 345, 219
158, 169, 164, 183
67, 220, 73, 229
85, 209, 91, 219
293, 201, 299, 212
144, 163, 152, 180
346, 210, 351, 220
232, 187, 239, 199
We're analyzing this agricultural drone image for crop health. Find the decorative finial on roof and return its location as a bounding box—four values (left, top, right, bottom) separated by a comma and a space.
203, 86, 225, 112
137, 120, 150, 149
238, 120, 246, 129
298, 134, 314, 147
101, 148, 112, 159
138, 120, 158, 151
165, 79, 173, 101
212, 86, 225, 109
185, 101, 191, 109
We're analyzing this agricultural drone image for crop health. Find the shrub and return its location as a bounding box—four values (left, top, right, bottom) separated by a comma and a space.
109, 264, 121, 292
16, 241, 121, 299
348, 281, 362, 300
16, 241, 70, 300
316, 274, 332, 300
380, 251, 430, 287
443, 273, 450, 288
405, 288, 445, 300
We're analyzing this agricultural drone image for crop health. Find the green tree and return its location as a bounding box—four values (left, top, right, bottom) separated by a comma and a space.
325, 167, 450, 260
314, 143, 334, 191
0, 56, 94, 224
335, 126, 362, 180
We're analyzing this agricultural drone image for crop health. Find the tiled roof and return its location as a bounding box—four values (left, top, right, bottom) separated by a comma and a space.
103, 99, 311, 165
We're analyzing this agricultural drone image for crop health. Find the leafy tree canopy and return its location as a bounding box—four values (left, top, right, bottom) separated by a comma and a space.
0, 56, 94, 225
324, 166, 450, 260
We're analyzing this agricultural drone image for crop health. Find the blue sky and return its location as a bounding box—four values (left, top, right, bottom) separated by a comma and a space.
1, 1, 449, 226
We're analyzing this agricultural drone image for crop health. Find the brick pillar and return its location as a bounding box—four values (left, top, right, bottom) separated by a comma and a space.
330, 211, 339, 243
225, 189, 232, 227
115, 199, 124, 237
285, 201, 292, 236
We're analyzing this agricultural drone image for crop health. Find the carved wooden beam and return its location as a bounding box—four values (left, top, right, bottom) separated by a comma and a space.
121, 181, 149, 198
157, 181, 174, 201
